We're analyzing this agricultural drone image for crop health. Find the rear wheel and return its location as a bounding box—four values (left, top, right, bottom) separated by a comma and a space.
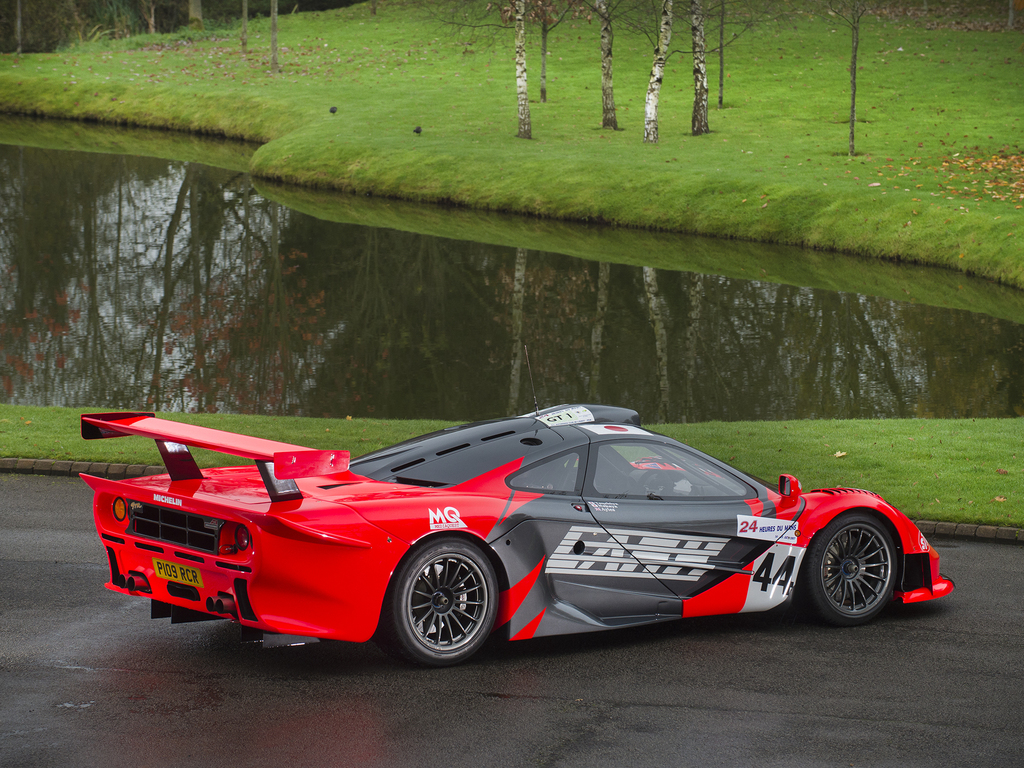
804, 512, 895, 626
379, 538, 498, 667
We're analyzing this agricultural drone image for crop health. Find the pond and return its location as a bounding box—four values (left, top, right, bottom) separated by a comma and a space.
2, 137, 1023, 424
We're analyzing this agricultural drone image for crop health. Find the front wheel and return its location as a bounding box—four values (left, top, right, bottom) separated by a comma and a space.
379, 538, 498, 667
804, 512, 895, 626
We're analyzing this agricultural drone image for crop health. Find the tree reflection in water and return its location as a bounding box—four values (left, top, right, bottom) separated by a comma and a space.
1, 144, 1023, 424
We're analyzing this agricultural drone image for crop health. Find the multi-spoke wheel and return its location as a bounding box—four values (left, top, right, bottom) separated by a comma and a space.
380, 538, 498, 667
804, 512, 895, 626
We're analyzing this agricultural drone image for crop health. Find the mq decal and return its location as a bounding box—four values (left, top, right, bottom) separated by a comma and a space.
429, 506, 467, 530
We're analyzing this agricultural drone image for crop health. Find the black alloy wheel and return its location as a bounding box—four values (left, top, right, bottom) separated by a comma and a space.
805, 512, 895, 626
381, 537, 498, 666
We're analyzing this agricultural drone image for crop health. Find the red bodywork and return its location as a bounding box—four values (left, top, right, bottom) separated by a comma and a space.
81, 411, 953, 651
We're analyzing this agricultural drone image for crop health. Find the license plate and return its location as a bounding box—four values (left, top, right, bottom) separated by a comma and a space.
152, 558, 204, 589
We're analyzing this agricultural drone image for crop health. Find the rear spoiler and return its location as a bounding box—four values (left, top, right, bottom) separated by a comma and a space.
81, 412, 357, 502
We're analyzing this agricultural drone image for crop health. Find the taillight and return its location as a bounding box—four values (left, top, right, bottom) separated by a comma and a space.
219, 523, 251, 555
235, 525, 251, 552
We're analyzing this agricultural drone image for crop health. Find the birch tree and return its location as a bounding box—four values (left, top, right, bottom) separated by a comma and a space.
643, 0, 673, 143
513, 0, 532, 138
643, 267, 669, 422
685, 1, 781, 134
596, 0, 618, 128
424, 0, 538, 137
508, 248, 527, 414
690, 0, 709, 135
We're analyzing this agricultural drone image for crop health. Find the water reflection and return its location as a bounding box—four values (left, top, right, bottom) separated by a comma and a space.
1, 143, 1023, 423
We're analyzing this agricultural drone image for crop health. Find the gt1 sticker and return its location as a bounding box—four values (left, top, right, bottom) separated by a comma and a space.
534, 406, 595, 426
429, 506, 467, 530
737, 514, 798, 544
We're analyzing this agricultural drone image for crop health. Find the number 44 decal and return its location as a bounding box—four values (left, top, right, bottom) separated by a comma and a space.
752, 552, 796, 594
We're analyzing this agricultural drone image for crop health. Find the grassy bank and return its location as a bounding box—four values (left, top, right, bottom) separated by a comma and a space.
0, 3, 1022, 286
2, 404, 1020, 528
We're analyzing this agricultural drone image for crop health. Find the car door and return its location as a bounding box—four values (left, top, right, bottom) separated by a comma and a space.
493, 447, 682, 637
579, 437, 777, 600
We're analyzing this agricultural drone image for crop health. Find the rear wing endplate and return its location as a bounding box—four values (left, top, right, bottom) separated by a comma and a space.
81, 412, 355, 502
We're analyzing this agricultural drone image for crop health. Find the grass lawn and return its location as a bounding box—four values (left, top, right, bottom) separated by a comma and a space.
1, 4, 1021, 531
2, 404, 1020, 528
0, 1, 1022, 285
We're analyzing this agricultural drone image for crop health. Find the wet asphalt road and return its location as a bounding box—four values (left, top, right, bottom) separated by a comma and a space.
2, 473, 1023, 768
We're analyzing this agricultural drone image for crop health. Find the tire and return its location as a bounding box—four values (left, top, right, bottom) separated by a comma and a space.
804, 512, 895, 627
379, 537, 498, 667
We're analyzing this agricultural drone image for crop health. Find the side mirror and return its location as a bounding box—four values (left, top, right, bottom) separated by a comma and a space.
779, 473, 802, 498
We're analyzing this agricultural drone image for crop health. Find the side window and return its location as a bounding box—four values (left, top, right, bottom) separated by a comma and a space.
589, 442, 752, 499
509, 451, 583, 495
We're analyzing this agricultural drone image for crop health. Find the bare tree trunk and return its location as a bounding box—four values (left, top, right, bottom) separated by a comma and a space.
189, 0, 204, 31
597, 0, 618, 129
682, 271, 702, 424
589, 262, 610, 400
540, 21, 548, 103
151, 167, 193, 408
515, 0, 532, 139
146, 1, 156, 34
16, 0, 22, 56
241, 0, 248, 55
189, 174, 207, 412
508, 248, 527, 414
848, 15, 859, 156
717, 1, 724, 108
1010, 0, 1015, 29
691, 0, 709, 135
643, 0, 673, 144
271, 0, 279, 74
643, 267, 670, 423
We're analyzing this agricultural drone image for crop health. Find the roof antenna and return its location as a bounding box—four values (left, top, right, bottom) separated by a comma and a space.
524, 344, 540, 416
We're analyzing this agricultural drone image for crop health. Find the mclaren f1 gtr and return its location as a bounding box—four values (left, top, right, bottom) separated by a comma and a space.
80, 404, 953, 666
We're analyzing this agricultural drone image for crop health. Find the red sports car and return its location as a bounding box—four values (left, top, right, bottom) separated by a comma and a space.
81, 405, 953, 666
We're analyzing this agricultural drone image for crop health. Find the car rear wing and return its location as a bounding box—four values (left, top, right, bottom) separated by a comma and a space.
81, 412, 355, 502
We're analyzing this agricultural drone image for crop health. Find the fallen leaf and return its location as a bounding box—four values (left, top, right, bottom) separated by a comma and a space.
834, 451, 847, 458
997, 468, 1008, 475
993, 496, 1007, 502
